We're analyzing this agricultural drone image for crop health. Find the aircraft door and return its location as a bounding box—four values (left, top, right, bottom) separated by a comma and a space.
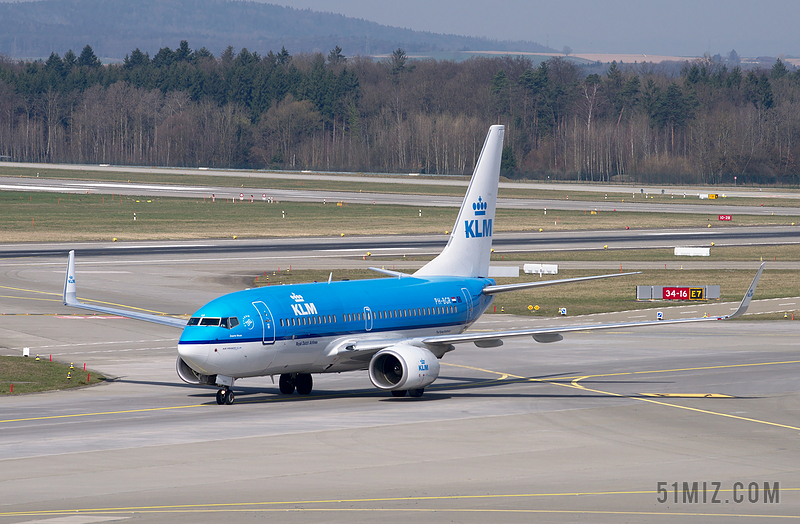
251, 301, 276, 345
461, 288, 474, 321
364, 306, 373, 332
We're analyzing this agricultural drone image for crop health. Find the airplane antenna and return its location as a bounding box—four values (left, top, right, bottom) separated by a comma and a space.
328, 272, 333, 284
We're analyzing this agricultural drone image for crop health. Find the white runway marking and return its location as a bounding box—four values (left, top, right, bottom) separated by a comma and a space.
11, 339, 173, 350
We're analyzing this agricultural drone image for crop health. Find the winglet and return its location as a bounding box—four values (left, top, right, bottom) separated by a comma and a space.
726, 262, 765, 319
63, 250, 78, 306
61, 250, 187, 328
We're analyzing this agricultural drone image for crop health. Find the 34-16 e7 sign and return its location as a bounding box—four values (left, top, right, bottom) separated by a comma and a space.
663, 287, 704, 300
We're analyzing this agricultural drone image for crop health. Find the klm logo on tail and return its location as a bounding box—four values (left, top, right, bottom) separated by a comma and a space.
465, 196, 492, 238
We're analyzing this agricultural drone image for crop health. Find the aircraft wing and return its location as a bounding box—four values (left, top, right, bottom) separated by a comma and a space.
63, 250, 187, 328
423, 262, 765, 348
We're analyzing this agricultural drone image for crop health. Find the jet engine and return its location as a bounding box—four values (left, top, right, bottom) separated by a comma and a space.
176, 356, 216, 385
368, 345, 440, 391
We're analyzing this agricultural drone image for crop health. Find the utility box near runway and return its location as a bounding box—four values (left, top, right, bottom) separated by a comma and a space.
523, 263, 558, 276
674, 246, 710, 256
488, 266, 520, 277
637, 285, 720, 301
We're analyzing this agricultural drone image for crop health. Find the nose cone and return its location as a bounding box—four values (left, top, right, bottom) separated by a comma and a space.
178, 341, 209, 371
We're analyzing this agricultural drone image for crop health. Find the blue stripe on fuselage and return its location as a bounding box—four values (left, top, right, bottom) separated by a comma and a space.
178, 275, 495, 345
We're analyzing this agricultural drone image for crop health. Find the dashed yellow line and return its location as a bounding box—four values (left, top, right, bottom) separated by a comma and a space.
0, 283, 171, 315
0, 404, 208, 423
3, 508, 800, 518
2, 488, 799, 518
448, 359, 800, 433
0, 284, 61, 296
0, 294, 61, 302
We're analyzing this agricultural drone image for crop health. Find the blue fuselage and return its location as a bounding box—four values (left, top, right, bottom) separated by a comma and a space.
177, 276, 495, 378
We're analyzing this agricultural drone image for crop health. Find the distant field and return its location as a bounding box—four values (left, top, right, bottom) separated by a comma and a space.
573, 53, 693, 63
1, 191, 799, 243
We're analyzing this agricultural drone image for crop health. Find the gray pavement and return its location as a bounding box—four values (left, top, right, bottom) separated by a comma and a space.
3, 175, 800, 216
4, 225, 800, 261
0, 244, 799, 522
4, 160, 800, 200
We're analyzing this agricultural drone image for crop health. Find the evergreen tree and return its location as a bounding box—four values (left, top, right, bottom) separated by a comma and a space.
327, 45, 345, 66
771, 58, 789, 79
77, 45, 100, 68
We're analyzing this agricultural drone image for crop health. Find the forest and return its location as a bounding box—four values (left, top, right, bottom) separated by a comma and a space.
1, 42, 799, 186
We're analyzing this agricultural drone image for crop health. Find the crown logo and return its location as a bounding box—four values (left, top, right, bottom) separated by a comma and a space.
472, 197, 487, 216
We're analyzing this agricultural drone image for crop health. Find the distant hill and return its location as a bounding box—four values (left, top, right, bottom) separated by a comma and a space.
0, 0, 554, 60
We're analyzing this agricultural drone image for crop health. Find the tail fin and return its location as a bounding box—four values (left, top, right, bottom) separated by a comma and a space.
416, 125, 504, 278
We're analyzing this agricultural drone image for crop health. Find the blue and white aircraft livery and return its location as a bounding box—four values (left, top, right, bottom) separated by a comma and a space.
63, 126, 766, 405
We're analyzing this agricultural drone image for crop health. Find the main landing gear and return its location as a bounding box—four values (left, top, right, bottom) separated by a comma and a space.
279, 373, 313, 395
391, 388, 424, 398
215, 387, 234, 405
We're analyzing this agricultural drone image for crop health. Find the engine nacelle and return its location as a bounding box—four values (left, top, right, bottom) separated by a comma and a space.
369, 345, 440, 391
176, 356, 216, 385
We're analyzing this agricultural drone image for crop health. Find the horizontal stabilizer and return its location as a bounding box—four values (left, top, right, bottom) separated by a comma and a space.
368, 267, 410, 278
482, 272, 640, 295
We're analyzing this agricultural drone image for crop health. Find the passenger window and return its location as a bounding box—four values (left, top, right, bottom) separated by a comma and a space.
292, 318, 296, 326
187, 317, 200, 326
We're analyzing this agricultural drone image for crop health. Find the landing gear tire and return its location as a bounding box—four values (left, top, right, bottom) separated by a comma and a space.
279, 373, 296, 394
391, 390, 407, 397
216, 389, 225, 404
295, 373, 313, 395
408, 388, 424, 398
224, 388, 235, 405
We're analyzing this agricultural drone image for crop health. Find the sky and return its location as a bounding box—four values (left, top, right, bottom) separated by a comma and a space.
272, 0, 799, 57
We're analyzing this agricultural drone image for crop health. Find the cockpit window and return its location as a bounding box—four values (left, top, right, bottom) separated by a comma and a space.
219, 317, 239, 329
187, 317, 200, 326
199, 317, 221, 326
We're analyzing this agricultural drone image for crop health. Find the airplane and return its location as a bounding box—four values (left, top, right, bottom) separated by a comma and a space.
63, 125, 765, 405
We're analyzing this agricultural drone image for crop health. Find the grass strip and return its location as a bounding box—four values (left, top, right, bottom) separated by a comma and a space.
1, 191, 799, 243
0, 355, 106, 395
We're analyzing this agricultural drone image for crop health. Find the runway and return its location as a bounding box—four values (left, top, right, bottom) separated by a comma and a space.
3, 225, 800, 260
5, 160, 800, 200
3, 176, 800, 217
0, 242, 799, 521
